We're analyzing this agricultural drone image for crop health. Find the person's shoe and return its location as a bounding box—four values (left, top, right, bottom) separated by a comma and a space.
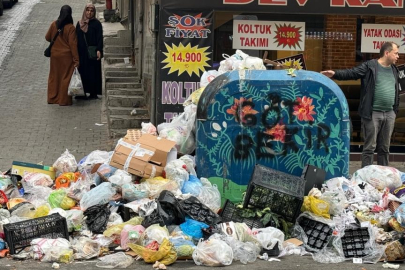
88, 95, 99, 100
75, 95, 88, 100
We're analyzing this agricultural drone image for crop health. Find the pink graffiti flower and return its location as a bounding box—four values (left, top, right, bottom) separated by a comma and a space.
264, 123, 286, 143
226, 97, 258, 123
293, 96, 316, 122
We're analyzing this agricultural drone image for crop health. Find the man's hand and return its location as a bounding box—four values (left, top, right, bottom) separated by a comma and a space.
97, 51, 101, 60
320, 70, 335, 78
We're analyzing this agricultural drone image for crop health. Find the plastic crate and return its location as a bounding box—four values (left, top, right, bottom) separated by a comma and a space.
220, 199, 264, 229
4, 213, 69, 254
297, 216, 333, 251
243, 165, 305, 223
341, 228, 370, 258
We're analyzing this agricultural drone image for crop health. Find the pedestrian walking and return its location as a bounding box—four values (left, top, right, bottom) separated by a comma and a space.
321, 41, 401, 168
76, 3, 103, 100
45, 5, 79, 106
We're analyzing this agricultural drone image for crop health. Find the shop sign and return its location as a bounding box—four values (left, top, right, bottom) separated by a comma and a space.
361, 24, 405, 53
161, 0, 405, 16
158, 10, 214, 123
233, 20, 305, 51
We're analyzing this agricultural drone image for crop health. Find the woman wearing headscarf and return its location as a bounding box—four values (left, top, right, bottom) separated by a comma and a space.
45, 5, 79, 106
76, 4, 103, 100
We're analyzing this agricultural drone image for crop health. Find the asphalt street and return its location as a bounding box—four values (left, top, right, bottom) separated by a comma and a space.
0, 0, 112, 173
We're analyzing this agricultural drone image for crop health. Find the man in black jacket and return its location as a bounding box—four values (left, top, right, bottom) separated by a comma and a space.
321, 42, 400, 168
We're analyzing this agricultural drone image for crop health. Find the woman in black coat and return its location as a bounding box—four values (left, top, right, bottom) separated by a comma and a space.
76, 3, 103, 99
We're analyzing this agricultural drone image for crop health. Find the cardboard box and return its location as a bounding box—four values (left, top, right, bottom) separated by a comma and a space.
109, 134, 177, 178
11, 161, 56, 180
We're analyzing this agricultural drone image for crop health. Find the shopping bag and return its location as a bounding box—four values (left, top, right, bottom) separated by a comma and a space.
68, 68, 85, 96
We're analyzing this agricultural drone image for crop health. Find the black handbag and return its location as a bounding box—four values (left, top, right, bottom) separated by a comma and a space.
83, 33, 98, 60
44, 29, 61, 57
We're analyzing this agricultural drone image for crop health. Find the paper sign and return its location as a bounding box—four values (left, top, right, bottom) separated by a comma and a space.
361, 24, 405, 53
233, 20, 305, 51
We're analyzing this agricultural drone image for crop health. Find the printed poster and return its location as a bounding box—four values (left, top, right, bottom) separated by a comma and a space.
361, 24, 405, 53
158, 10, 214, 124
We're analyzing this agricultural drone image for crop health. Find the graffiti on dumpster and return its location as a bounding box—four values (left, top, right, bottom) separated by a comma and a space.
195, 70, 350, 202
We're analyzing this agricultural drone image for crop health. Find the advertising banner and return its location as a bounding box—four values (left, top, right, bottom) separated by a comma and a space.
361, 24, 405, 53
232, 20, 305, 51
157, 10, 214, 124
397, 64, 405, 95
275, 53, 307, 70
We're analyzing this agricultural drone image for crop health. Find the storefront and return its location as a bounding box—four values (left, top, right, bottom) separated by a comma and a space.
157, 0, 405, 158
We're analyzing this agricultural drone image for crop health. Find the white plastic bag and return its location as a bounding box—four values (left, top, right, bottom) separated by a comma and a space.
197, 184, 221, 213
68, 68, 84, 96
252, 227, 285, 250
53, 149, 78, 174
192, 238, 233, 266
352, 165, 402, 190
200, 70, 219, 87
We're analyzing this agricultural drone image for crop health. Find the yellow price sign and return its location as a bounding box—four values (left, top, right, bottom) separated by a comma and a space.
162, 42, 211, 77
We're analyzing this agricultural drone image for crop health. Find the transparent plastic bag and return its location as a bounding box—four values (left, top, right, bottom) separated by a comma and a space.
197, 184, 221, 213
72, 237, 100, 260
65, 209, 84, 232
21, 172, 53, 192
122, 183, 149, 202
200, 70, 219, 88
42, 247, 74, 263
80, 182, 116, 211
30, 238, 71, 260
53, 149, 78, 174
68, 68, 84, 96
108, 170, 132, 187
209, 233, 257, 264
192, 238, 233, 266
352, 165, 402, 190
77, 150, 111, 173
164, 160, 189, 190
141, 224, 170, 245
252, 227, 285, 250
141, 122, 157, 135
120, 224, 145, 249
96, 252, 134, 268
103, 216, 143, 237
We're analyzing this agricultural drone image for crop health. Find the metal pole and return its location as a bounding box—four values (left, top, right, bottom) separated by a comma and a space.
130, 0, 135, 66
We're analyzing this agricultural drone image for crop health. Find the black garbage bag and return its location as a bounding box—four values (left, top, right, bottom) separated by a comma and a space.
141, 190, 185, 228
84, 204, 110, 234
179, 196, 221, 226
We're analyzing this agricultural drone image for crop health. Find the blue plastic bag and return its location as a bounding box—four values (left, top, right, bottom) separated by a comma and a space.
181, 175, 202, 196
180, 217, 209, 239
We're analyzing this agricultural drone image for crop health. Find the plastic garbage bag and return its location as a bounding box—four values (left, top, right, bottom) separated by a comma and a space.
209, 233, 257, 264
107, 212, 123, 227
24, 186, 53, 208
180, 218, 209, 239
68, 67, 84, 96
144, 177, 179, 199
200, 70, 220, 88
10, 201, 36, 218
178, 155, 197, 176
164, 160, 189, 190
21, 172, 53, 192
192, 238, 233, 266
34, 204, 51, 218
301, 196, 330, 219
103, 216, 143, 237
181, 175, 202, 196
122, 183, 149, 201
141, 122, 157, 135
128, 238, 177, 266
84, 204, 111, 234
53, 149, 78, 174
93, 164, 117, 186
30, 238, 71, 260
108, 170, 132, 187
48, 189, 67, 209
80, 182, 116, 211
72, 237, 100, 260
55, 172, 80, 189
252, 227, 285, 250
120, 224, 145, 250
180, 196, 222, 226
197, 184, 221, 213
352, 165, 402, 190
77, 150, 111, 173
140, 224, 170, 246
42, 247, 74, 263
124, 198, 154, 214
96, 252, 134, 268
65, 209, 84, 232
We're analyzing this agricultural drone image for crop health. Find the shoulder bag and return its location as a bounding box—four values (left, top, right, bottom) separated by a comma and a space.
83, 33, 98, 60
44, 29, 61, 57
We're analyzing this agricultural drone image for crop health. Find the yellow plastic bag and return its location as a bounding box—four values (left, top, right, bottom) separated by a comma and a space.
34, 204, 50, 218
103, 216, 143, 237
60, 196, 76, 210
128, 238, 177, 265
301, 196, 330, 219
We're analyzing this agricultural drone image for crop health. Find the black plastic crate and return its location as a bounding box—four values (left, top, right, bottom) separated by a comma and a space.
341, 228, 370, 258
297, 216, 333, 251
243, 165, 305, 223
220, 199, 264, 229
4, 213, 69, 254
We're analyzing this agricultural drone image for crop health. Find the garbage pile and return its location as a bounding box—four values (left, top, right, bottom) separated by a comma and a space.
0, 50, 405, 268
